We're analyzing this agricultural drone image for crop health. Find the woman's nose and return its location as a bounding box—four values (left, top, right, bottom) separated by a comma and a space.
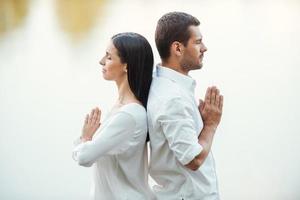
99, 57, 105, 66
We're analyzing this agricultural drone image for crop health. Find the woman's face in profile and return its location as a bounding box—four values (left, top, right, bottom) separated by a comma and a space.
99, 40, 126, 81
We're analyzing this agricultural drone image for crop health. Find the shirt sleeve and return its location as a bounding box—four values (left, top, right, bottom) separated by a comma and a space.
72, 111, 137, 167
158, 97, 203, 165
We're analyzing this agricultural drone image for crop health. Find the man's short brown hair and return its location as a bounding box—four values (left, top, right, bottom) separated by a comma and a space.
155, 12, 200, 60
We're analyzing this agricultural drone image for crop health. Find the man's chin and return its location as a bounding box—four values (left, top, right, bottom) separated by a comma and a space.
190, 63, 203, 70
181, 62, 203, 71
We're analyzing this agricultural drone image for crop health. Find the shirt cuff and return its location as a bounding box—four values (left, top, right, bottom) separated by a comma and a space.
73, 137, 82, 146
179, 143, 203, 165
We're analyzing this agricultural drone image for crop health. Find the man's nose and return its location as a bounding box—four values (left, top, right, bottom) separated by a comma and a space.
201, 43, 207, 52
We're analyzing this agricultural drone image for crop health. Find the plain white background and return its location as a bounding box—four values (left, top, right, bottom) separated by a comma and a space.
0, 0, 299, 199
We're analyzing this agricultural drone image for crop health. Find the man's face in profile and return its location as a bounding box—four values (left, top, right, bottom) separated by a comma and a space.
180, 25, 208, 71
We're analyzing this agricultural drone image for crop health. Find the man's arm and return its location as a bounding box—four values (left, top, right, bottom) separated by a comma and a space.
185, 86, 223, 171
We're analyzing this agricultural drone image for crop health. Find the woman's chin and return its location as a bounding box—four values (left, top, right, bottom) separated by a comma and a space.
102, 75, 112, 81
102, 74, 108, 80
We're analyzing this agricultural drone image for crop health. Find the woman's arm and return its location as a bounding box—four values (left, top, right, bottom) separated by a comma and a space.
72, 111, 137, 167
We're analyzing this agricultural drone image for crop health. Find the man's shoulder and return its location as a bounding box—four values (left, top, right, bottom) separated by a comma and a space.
151, 75, 176, 87
149, 76, 182, 99
148, 82, 186, 113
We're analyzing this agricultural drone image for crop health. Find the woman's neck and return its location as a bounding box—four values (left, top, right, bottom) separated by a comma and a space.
115, 77, 136, 105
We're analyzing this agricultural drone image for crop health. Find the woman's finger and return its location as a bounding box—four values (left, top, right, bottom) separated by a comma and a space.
96, 109, 102, 124
88, 109, 95, 124
92, 108, 98, 124
84, 114, 89, 124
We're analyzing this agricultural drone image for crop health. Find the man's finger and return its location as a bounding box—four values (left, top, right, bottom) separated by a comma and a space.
205, 87, 211, 104
219, 95, 224, 111
199, 99, 204, 111
215, 89, 220, 106
210, 86, 217, 105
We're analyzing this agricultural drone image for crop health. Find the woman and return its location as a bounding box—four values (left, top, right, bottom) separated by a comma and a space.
72, 32, 155, 200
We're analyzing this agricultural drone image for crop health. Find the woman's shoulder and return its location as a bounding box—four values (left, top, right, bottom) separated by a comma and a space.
119, 103, 146, 114
118, 103, 146, 122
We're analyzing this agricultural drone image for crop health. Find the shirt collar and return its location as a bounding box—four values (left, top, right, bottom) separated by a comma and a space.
155, 64, 196, 93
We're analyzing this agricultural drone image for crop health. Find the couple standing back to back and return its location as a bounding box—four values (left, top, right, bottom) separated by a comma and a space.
72, 11, 223, 200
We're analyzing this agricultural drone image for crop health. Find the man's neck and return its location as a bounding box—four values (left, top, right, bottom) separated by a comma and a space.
161, 60, 189, 76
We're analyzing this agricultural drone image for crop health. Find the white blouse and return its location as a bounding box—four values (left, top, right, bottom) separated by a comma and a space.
73, 103, 155, 200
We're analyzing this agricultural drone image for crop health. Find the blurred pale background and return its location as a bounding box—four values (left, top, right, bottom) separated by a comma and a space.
0, 0, 300, 199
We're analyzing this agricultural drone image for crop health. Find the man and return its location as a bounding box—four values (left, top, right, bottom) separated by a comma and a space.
147, 12, 224, 200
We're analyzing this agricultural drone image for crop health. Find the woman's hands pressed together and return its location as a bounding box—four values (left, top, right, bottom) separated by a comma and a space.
81, 107, 101, 142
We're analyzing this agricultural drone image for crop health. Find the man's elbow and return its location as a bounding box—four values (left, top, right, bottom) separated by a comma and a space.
185, 157, 204, 171
185, 147, 209, 171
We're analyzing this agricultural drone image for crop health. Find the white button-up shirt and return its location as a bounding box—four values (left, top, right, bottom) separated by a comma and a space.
73, 103, 155, 200
147, 66, 220, 200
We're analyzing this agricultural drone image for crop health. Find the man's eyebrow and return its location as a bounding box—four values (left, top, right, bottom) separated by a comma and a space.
106, 51, 111, 56
195, 38, 202, 42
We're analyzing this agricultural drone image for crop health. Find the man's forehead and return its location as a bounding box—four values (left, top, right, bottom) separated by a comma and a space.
188, 25, 202, 39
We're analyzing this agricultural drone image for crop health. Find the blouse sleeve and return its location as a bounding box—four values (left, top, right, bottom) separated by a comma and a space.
72, 111, 137, 167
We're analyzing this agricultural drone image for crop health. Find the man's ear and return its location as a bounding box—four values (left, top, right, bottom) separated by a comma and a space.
170, 41, 184, 57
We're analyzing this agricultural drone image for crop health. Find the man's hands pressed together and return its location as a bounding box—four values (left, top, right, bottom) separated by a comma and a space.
185, 86, 223, 171
199, 86, 223, 130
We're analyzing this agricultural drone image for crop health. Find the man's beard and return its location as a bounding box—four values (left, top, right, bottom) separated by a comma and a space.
180, 57, 203, 71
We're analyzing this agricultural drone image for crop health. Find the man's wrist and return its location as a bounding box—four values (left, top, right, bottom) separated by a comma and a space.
203, 125, 217, 133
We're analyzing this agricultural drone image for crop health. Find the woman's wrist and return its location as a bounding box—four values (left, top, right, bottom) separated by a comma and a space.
80, 135, 92, 142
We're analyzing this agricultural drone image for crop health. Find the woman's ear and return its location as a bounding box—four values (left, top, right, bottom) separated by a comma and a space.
123, 64, 127, 73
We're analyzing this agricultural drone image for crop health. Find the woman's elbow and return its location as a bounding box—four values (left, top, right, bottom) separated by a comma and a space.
73, 152, 93, 167
77, 157, 93, 167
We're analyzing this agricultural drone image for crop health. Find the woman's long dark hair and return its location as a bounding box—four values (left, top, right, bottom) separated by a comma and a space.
112, 32, 154, 109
